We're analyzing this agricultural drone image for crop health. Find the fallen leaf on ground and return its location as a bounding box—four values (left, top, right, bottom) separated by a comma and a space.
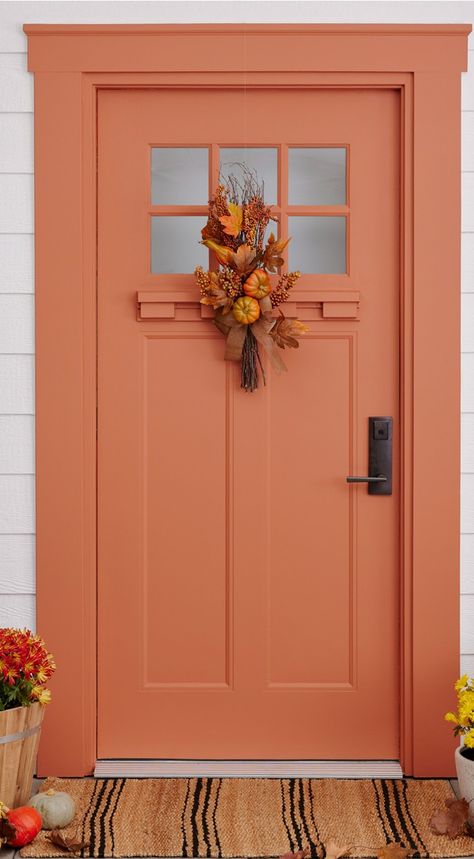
376, 843, 410, 859
325, 839, 352, 859
429, 797, 470, 839
47, 829, 89, 854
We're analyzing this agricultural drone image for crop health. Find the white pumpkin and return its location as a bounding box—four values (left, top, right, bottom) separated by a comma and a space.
28, 789, 75, 830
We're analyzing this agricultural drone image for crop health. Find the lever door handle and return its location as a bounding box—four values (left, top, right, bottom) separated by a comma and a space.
346, 417, 393, 495
346, 475, 387, 484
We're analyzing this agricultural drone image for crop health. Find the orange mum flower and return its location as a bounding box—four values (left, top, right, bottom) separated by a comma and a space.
0, 628, 55, 711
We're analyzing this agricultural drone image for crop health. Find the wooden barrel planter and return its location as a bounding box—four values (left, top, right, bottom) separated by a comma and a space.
0, 703, 44, 807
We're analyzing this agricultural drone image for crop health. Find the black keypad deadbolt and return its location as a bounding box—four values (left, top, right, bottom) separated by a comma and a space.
346, 416, 393, 495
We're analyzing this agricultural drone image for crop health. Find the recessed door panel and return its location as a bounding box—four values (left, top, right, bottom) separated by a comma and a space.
143, 335, 230, 688
267, 336, 353, 688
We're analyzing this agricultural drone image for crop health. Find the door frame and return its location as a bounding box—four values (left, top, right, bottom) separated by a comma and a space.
25, 23, 470, 777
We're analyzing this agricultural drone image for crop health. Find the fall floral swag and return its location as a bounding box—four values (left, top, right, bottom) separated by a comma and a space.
195, 166, 308, 392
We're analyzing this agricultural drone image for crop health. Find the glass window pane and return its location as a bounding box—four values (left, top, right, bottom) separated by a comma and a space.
288, 216, 346, 274
151, 148, 209, 205
219, 148, 278, 204
288, 148, 346, 205
151, 216, 208, 273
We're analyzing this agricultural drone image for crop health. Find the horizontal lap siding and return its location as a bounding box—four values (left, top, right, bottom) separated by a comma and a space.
0, 49, 35, 628
0, 6, 473, 667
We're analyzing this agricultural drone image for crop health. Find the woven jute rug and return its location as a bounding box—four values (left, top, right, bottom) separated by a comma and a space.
20, 777, 474, 858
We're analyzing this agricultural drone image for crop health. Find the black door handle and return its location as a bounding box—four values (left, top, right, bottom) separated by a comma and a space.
346, 417, 393, 495
346, 475, 387, 484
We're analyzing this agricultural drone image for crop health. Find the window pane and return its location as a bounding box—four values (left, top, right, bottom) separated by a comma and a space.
288, 148, 346, 205
151, 148, 209, 205
151, 216, 208, 273
219, 148, 278, 204
288, 216, 346, 273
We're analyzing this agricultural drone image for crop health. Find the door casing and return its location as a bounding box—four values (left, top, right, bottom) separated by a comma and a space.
25, 23, 471, 777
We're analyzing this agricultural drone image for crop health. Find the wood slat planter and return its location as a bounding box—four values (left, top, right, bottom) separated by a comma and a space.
0, 703, 44, 807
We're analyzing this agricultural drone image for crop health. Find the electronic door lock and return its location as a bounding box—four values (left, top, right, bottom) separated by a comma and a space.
346, 416, 393, 495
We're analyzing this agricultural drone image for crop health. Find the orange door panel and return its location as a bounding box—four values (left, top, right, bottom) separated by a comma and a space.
97, 87, 399, 759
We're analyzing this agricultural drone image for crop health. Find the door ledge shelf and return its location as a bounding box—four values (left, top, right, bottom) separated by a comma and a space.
95, 758, 402, 778
137, 289, 360, 321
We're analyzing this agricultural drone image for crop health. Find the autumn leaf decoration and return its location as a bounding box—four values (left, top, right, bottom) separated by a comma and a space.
219, 202, 243, 237
429, 796, 474, 839
195, 164, 307, 392
47, 829, 90, 854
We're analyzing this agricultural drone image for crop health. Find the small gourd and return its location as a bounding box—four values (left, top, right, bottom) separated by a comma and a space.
28, 789, 75, 830
232, 296, 260, 325
243, 269, 271, 300
0, 803, 42, 847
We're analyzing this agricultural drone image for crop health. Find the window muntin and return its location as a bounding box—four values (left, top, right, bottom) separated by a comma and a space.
149, 145, 348, 275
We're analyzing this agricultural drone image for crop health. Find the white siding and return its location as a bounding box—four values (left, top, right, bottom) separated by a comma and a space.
0, 476, 35, 533
0, 235, 34, 293
0, 535, 35, 592
0, 1, 473, 661
0, 594, 35, 629
0, 416, 34, 473
462, 414, 474, 473
463, 354, 474, 412
0, 296, 34, 353
0, 53, 33, 111
0, 114, 33, 173
463, 48, 474, 110
463, 234, 474, 288
462, 293, 474, 352
464, 172, 474, 232
0, 175, 34, 234
0, 355, 34, 413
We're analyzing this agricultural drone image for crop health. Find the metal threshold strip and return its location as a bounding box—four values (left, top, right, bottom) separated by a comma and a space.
94, 760, 403, 778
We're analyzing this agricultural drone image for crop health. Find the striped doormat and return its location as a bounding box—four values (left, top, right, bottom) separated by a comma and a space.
20, 777, 474, 858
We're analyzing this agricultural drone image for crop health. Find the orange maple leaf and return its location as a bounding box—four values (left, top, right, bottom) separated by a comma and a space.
219, 203, 243, 237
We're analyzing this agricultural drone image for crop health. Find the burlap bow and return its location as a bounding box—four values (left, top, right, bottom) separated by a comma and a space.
214, 295, 287, 373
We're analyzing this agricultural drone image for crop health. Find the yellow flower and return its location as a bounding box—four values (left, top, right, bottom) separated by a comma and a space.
445, 712, 459, 724
464, 729, 474, 748
455, 674, 469, 692
35, 664, 53, 683
31, 686, 51, 705
459, 691, 474, 723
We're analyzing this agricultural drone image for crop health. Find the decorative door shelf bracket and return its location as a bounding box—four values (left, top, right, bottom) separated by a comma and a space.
137, 289, 360, 321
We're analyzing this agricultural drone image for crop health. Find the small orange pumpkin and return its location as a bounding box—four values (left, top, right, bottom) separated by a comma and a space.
232, 296, 260, 325
2, 806, 42, 847
243, 269, 271, 299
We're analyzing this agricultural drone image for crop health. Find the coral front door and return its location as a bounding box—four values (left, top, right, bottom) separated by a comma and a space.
97, 85, 399, 760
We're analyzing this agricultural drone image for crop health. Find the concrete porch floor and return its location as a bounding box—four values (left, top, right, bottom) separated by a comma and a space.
0, 779, 470, 859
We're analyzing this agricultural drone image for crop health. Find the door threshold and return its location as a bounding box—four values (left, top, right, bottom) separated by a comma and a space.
94, 759, 403, 778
